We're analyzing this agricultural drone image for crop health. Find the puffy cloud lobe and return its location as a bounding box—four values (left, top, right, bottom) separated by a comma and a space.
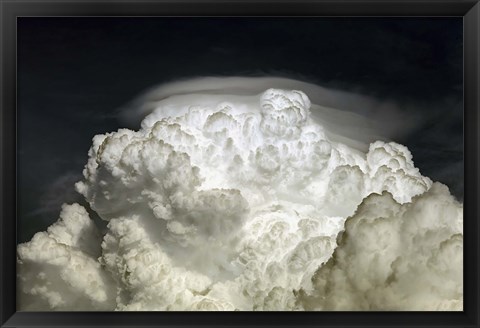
17, 204, 116, 310
100, 215, 220, 310
259, 89, 310, 138
17, 88, 461, 311
301, 183, 462, 311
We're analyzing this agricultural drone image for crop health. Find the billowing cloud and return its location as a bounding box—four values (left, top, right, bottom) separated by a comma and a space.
299, 183, 463, 311
17, 204, 116, 310
120, 77, 422, 151
17, 86, 462, 311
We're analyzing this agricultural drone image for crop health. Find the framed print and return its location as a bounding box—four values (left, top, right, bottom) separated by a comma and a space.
1, 0, 479, 327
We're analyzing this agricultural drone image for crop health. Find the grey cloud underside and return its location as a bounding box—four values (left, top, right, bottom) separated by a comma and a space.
17, 86, 462, 311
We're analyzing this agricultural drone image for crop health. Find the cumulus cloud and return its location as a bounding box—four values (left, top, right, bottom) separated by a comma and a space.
17, 84, 462, 311
299, 183, 463, 311
17, 204, 116, 310
120, 76, 421, 151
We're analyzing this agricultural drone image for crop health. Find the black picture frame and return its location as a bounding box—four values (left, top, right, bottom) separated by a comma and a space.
1, 0, 479, 327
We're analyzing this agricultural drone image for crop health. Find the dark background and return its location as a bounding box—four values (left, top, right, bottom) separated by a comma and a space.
17, 17, 463, 243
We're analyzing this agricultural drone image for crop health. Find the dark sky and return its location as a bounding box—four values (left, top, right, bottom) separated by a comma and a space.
17, 17, 463, 243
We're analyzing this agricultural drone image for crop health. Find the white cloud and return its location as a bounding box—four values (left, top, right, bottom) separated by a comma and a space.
301, 183, 463, 311
17, 86, 461, 311
17, 204, 116, 310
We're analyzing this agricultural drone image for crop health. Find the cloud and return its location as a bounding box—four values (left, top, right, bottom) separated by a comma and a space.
17, 204, 116, 310
17, 86, 461, 311
119, 76, 423, 151
300, 182, 463, 311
